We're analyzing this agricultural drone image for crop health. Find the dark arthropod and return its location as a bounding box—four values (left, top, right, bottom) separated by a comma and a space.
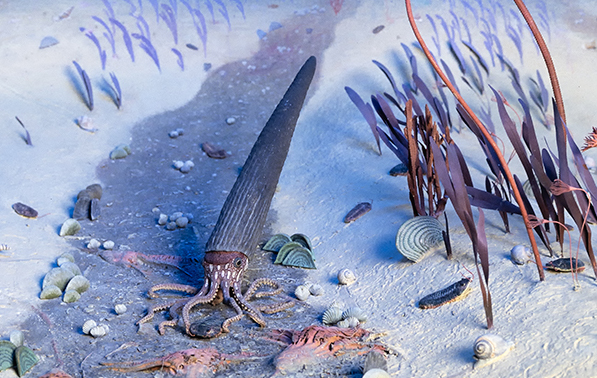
418, 278, 472, 309
545, 258, 585, 273
343, 202, 372, 223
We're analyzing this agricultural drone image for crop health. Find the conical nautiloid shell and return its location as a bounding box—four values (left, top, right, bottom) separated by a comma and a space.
396, 216, 444, 262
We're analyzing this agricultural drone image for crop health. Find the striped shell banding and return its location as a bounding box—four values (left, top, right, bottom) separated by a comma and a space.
418, 278, 472, 309
138, 57, 317, 337
396, 216, 444, 263
545, 257, 585, 273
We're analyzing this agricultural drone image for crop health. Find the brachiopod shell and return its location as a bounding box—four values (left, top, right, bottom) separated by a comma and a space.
274, 242, 304, 264
60, 261, 82, 276
263, 233, 291, 252
40, 284, 62, 300
342, 307, 367, 323
322, 307, 343, 325
309, 284, 324, 296
82, 320, 97, 335
294, 285, 310, 301
396, 216, 444, 262
63, 289, 81, 303
57, 252, 75, 266
115, 304, 127, 315
15, 345, 38, 377
65, 275, 90, 294
42, 267, 75, 291
0, 340, 16, 372
59, 218, 81, 236
290, 233, 312, 251
337, 268, 356, 285
281, 246, 316, 269
473, 334, 514, 368
510, 245, 532, 265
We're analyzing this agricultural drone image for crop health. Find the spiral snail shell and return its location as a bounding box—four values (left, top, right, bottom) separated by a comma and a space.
473, 333, 514, 368
337, 269, 357, 285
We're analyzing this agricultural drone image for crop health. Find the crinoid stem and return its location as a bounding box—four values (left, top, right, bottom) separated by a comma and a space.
405, 0, 545, 281
511, 0, 566, 125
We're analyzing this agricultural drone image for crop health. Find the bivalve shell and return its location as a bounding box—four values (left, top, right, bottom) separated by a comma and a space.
63, 289, 81, 303
42, 267, 75, 291
396, 216, 444, 262
57, 252, 75, 266
344, 316, 360, 328
290, 233, 312, 251
294, 285, 310, 301
40, 284, 62, 300
60, 262, 82, 277
65, 275, 90, 294
322, 307, 343, 325
337, 269, 356, 285
0, 340, 16, 372
336, 319, 350, 328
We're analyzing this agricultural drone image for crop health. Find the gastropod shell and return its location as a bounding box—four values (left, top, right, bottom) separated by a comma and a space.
473, 333, 514, 368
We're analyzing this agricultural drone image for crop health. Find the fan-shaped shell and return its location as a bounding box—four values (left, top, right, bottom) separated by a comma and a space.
473, 334, 514, 368
336, 319, 350, 328
274, 242, 305, 264
510, 245, 532, 265
0, 341, 16, 372
396, 216, 444, 262
282, 247, 316, 269
344, 316, 360, 328
15, 345, 39, 377
290, 233, 312, 251
263, 234, 291, 252
338, 269, 357, 285
342, 307, 367, 323
322, 307, 343, 325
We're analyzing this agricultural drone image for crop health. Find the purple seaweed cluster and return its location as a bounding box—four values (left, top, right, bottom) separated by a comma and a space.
82, 0, 246, 73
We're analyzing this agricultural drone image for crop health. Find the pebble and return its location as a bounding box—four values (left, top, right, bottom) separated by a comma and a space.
114, 304, 127, 315
88, 238, 101, 249
90, 325, 107, 338
166, 222, 177, 230
110, 144, 131, 159
170, 212, 183, 221
180, 164, 191, 174
9, 330, 24, 348
158, 213, 168, 225
175, 217, 189, 228
226, 117, 236, 125
82, 319, 97, 334
103, 240, 115, 250
169, 130, 179, 138
39, 36, 59, 49
173, 160, 184, 169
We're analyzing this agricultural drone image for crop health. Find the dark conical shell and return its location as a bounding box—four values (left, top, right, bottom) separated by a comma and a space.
206, 56, 316, 255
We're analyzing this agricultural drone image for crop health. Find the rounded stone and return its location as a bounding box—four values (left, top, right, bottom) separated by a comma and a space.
158, 213, 168, 225
166, 222, 177, 230
168, 130, 179, 138
82, 319, 97, 334
226, 117, 236, 125
114, 304, 127, 315
175, 217, 189, 228
173, 160, 184, 169
170, 212, 183, 221
103, 240, 115, 250
88, 238, 101, 249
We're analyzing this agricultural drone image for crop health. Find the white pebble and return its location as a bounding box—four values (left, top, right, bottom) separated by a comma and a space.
226, 117, 236, 125
184, 213, 194, 222
173, 160, 184, 169
9, 330, 24, 347
82, 319, 97, 335
180, 165, 191, 174
184, 160, 195, 168
170, 212, 183, 221
175, 217, 189, 228
103, 240, 115, 250
90, 325, 107, 338
166, 222, 177, 230
176, 128, 184, 135
294, 285, 310, 301
158, 213, 168, 225
168, 130, 179, 138
114, 304, 127, 315
87, 238, 101, 249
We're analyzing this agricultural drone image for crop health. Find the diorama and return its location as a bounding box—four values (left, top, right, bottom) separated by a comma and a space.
1, 0, 596, 376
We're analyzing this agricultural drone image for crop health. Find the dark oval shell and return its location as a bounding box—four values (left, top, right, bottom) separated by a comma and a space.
545, 258, 585, 273
343, 202, 372, 223
202, 142, 227, 159
12, 202, 38, 218
389, 163, 408, 176
372, 25, 385, 34
418, 278, 472, 309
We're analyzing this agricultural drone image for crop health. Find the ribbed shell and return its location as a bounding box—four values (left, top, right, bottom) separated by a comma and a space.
396, 216, 444, 262
205, 56, 316, 256
322, 307, 343, 325
263, 234, 291, 252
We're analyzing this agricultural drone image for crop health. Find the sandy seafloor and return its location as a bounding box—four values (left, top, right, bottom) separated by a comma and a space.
2, 0, 597, 377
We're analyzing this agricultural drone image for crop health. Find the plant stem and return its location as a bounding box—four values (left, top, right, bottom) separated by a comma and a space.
405, 0, 545, 280
511, 0, 566, 125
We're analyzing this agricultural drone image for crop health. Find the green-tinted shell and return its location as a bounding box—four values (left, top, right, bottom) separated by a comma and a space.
15, 345, 38, 377
274, 242, 307, 264
263, 234, 291, 252
282, 247, 316, 269
0, 341, 16, 372
290, 233, 312, 251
